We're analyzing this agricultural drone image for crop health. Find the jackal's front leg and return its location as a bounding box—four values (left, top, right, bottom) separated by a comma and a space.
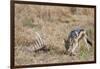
84, 36, 90, 51
71, 42, 78, 55
68, 42, 78, 56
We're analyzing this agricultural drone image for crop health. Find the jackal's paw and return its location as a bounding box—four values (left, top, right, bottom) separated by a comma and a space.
69, 52, 76, 56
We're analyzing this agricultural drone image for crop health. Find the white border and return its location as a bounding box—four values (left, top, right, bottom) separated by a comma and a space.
0, 0, 100, 69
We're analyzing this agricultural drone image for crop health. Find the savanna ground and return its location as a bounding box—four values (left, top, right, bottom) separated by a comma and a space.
15, 4, 95, 66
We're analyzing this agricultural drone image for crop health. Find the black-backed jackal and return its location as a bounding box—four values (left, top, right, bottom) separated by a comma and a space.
64, 28, 92, 56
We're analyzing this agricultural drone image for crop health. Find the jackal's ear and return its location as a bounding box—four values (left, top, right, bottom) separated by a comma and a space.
64, 39, 65, 42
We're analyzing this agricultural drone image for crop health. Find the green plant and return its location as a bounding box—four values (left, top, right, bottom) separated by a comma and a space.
23, 19, 35, 28
79, 45, 89, 60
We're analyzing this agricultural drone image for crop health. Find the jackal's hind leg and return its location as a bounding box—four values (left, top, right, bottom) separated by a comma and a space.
84, 36, 90, 51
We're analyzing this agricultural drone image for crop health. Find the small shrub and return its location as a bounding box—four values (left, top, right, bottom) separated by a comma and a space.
23, 19, 35, 28
79, 45, 89, 60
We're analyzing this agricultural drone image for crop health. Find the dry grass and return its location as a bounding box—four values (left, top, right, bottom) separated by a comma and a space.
15, 4, 95, 66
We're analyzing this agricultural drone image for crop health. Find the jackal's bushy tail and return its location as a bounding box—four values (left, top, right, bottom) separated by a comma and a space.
86, 38, 92, 46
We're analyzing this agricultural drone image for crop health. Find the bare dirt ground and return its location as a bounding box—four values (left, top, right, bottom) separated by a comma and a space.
14, 4, 95, 66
